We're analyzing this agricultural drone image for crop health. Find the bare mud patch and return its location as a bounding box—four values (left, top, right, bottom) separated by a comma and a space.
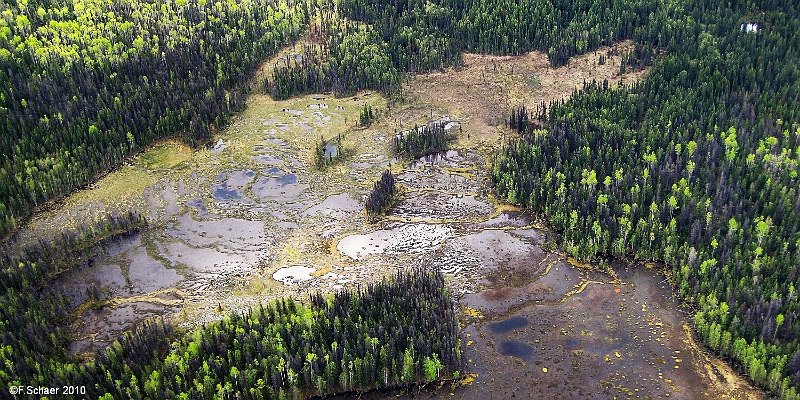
250, 172, 307, 203
165, 213, 265, 250
411, 149, 466, 168
56, 233, 186, 355
303, 193, 361, 219
70, 300, 182, 355
349, 153, 391, 170
337, 223, 454, 260
126, 246, 184, 294
272, 265, 316, 285
391, 192, 493, 221
396, 169, 477, 192
449, 261, 764, 400
478, 211, 535, 229
252, 153, 285, 166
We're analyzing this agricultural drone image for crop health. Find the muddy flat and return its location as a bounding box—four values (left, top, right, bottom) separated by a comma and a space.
12, 41, 764, 399
454, 258, 764, 400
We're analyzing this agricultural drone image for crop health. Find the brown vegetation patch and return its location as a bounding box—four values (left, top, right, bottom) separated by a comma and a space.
403, 40, 648, 152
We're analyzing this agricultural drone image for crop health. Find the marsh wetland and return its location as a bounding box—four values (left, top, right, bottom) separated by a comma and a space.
11, 42, 763, 399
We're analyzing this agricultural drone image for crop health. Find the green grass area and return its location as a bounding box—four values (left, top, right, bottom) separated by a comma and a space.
134, 141, 195, 172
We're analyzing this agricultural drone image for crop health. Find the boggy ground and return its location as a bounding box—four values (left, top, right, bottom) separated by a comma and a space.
10, 40, 763, 398
456, 258, 763, 400
337, 252, 764, 399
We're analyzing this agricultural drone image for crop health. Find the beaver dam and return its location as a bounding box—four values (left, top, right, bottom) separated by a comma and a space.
10, 41, 764, 399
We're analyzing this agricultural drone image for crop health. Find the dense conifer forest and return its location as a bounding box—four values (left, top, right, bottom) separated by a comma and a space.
493, 3, 800, 398
79, 269, 460, 399
359, 103, 376, 126
265, 21, 400, 99
393, 121, 454, 159
365, 170, 397, 217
